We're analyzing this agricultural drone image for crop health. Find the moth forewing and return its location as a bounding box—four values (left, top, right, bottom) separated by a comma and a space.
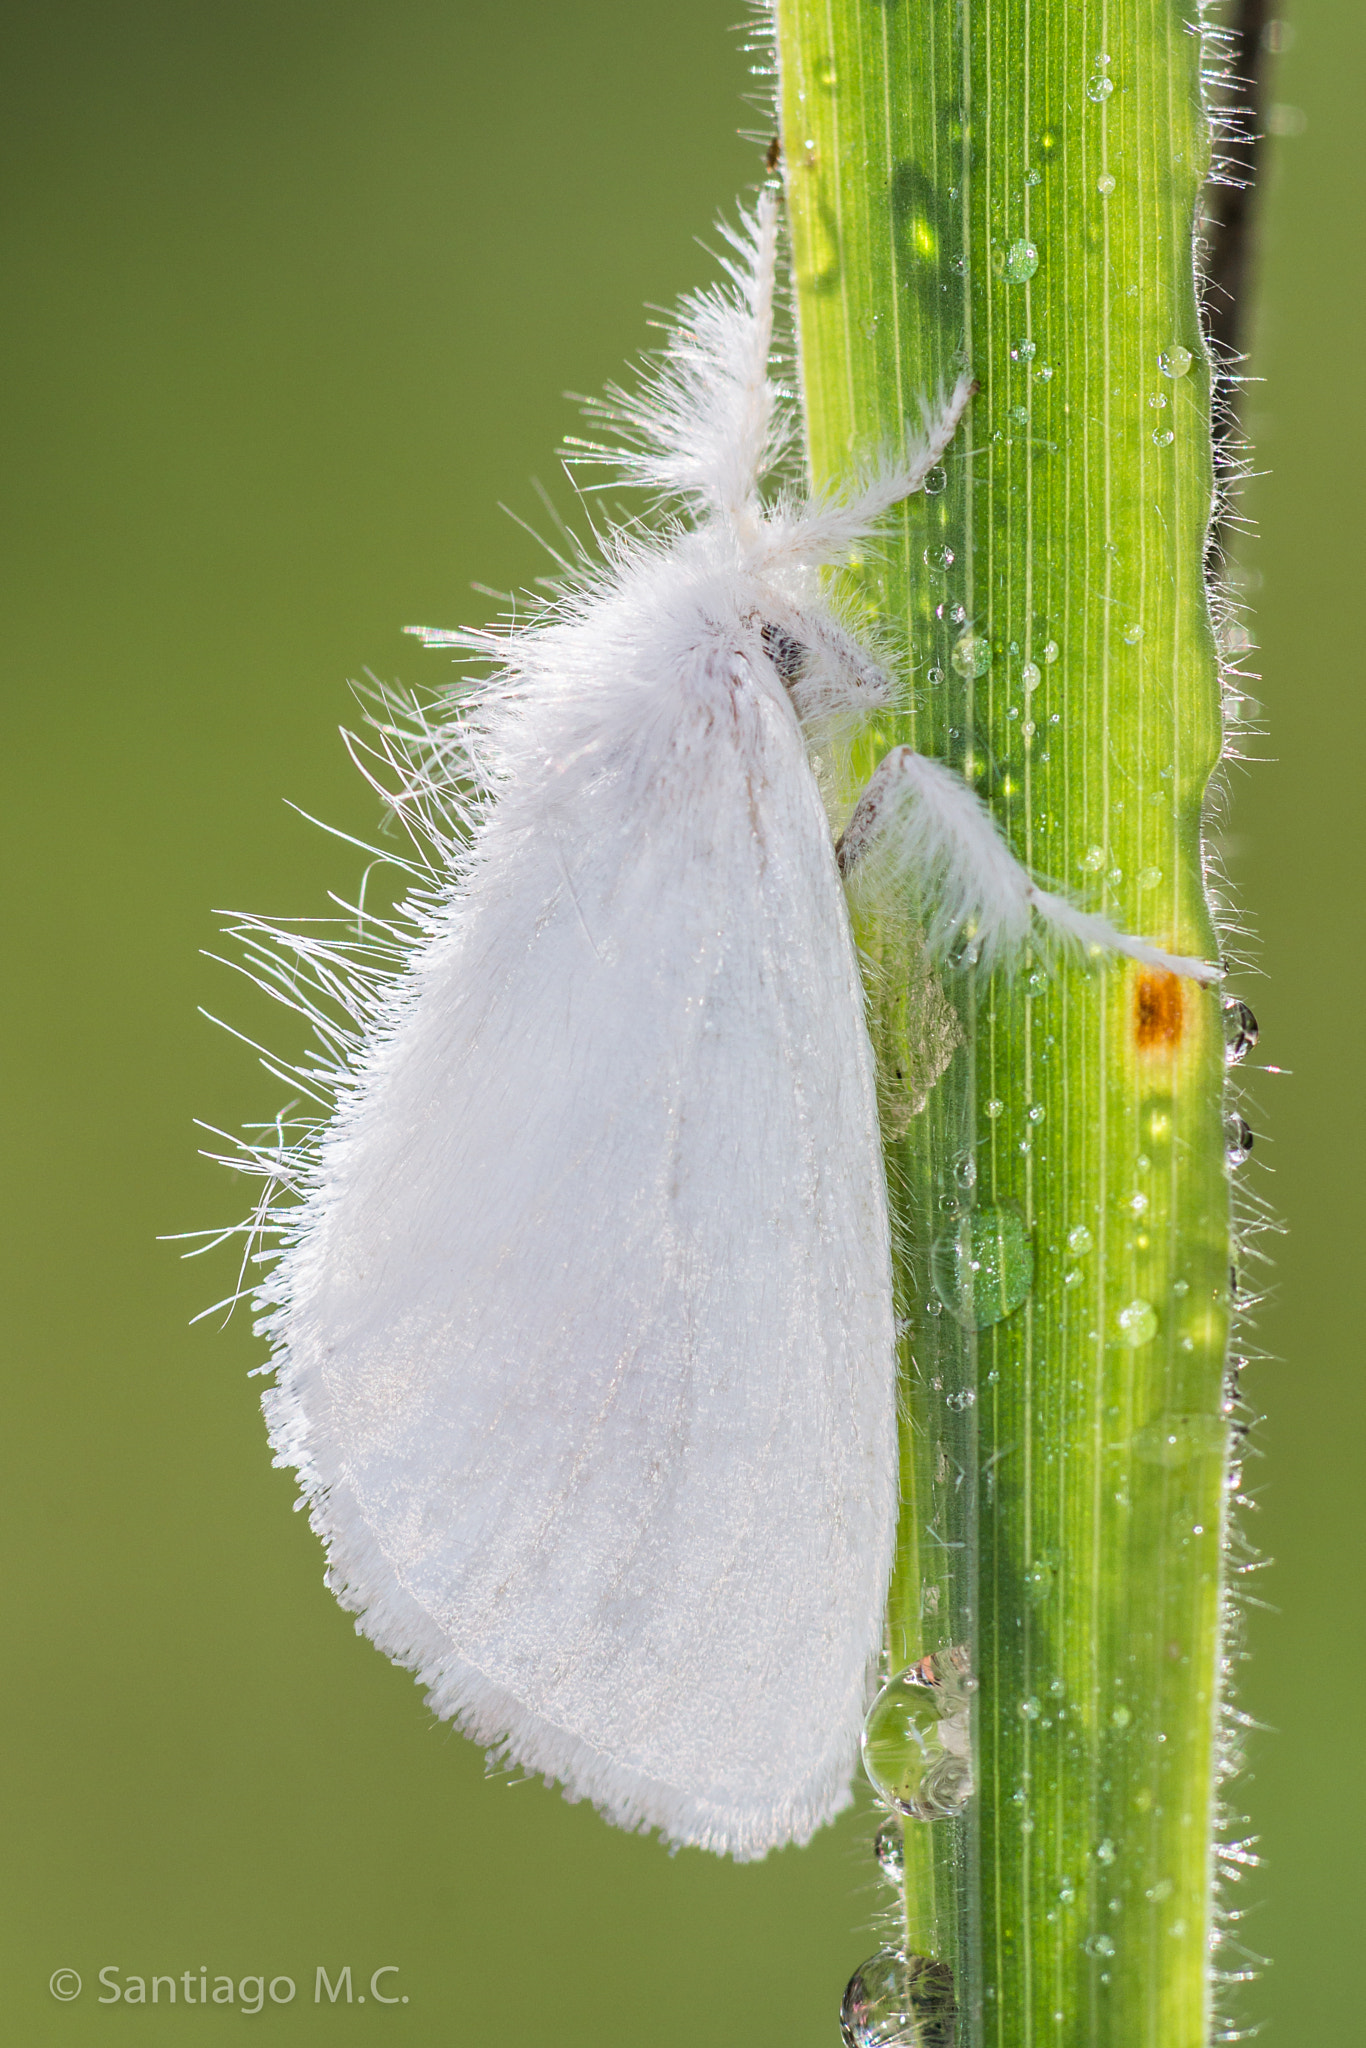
264, 636, 897, 1859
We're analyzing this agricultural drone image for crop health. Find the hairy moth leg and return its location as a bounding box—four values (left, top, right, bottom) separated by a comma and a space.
837, 745, 1217, 985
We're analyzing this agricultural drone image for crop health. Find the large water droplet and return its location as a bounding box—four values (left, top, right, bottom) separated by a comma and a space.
1225, 1112, 1254, 1166
1097, 171, 1116, 194
924, 466, 948, 497
1152, 428, 1175, 447
1004, 239, 1040, 283
951, 629, 993, 679
862, 1649, 976, 1820
1066, 1223, 1094, 1256
1117, 1298, 1158, 1347
1222, 996, 1259, 1063
1086, 75, 1116, 101
1084, 1933, 1117, 1958
1021, 660, 1041, 689
1043, 638, 1060, 664
1010, 336, 1037, 362
924, 542, 955, 569
840, 1950, 957, 2048
1133, 1413, 1227, 1466
873, 1819, 905, 1883
1159, 344, 1193, 378
931, 1207, 1034, 1328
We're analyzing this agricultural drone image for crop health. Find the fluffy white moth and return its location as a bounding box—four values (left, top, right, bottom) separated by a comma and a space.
225, 193, 1215, 1864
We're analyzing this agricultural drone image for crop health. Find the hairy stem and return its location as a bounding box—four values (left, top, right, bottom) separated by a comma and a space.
772, 3, 1234, 2042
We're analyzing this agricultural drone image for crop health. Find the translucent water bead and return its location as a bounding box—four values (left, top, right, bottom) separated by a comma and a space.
1222, 996, 1259, 1064
862, 1648, 976, 1820
931, 1205, 1034, 1329
840, 1949, 957, 2048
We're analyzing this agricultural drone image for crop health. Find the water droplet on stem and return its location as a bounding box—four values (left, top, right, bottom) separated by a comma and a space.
931, 1207, 1034, 1328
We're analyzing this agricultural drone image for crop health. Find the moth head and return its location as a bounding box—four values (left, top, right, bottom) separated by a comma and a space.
756, 605, 891, 725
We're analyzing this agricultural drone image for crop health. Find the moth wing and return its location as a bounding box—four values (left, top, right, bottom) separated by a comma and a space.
265, 648, 897, 1859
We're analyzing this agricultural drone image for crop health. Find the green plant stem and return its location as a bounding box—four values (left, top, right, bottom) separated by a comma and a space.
773, 4, 1232, 2043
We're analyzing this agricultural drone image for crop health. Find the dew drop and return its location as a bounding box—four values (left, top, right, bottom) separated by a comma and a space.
1117, 1298, 1158, 1347
924, 542, 956, 569
1152, 428, 1175, 447
1097, 171, 1116, 193
951, 629, 993, 679
1146, 1878, 1174, 1902
1149, 391, 1169, 409
1123, 622, 1143, 644
931, 1207, 1034, 1329
1034, 362, 1054, 381
1110, 1704, 1131, 1729
873, 1819, 905, 1883
1095, 1837, 1117, 1865
985, 1097, 1005, 1119
1025, 1555, 1056, 1602
1059, 1880, 1077, 1904
1078, 845, 1106, 873
1066, 1223, 1094, 1255
1027, 1103, 1046, 1123
945, 1388, 976, 1412
1225, 1112, 1254, 1166
1021, 661, 1042, 689
1222, 996, 1259, 1063
1004, 239, 1040, 282
926, 666, 944, 684
1025, 166, 1043, 186
861, 1650, 976, 1820
840, 1949, 957, 2048
1159, 344, 1193, 378
1138, 866, 1163, 889
1084, 1933, 1117, 1958
1043, 638, 1060, 664
924, 466, 948, 497
1019, 1695, 1042, 1721
1086, 75, 1116, 101
1022, 720, 1036, 741
1009, 405, 1029, 425
1011, 336, 1038, 362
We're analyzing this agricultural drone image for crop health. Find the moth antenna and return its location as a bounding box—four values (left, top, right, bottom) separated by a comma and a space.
568, 193, 789, 521
762, 376, 977, 569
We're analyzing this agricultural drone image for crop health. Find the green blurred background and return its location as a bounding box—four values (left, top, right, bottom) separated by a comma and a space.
0, 2, 1355, 2040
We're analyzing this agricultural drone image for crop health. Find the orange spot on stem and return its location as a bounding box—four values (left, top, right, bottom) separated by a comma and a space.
1134, 971, 1185, 1052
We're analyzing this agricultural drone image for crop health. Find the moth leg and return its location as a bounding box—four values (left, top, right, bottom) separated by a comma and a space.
836, 745, 1218, 986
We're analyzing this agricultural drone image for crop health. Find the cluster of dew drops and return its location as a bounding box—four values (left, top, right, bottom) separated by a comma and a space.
839, 1651, 971, 2048
839, 998, 1261, 2048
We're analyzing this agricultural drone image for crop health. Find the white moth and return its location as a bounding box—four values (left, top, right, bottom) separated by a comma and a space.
230, 194, 1214, 1864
